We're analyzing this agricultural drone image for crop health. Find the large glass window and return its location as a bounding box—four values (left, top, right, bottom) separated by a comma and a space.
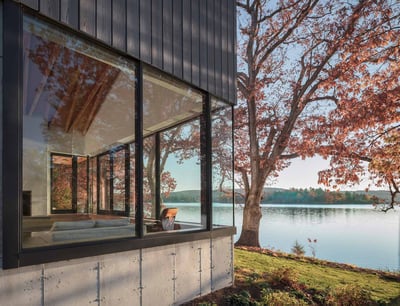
143, 68, 204, 233
22, 15, 136, 247
211, 99, 234, 227
18, 12, 234, 253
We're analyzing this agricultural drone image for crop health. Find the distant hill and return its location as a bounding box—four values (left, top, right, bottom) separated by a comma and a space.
164, 188, 392, 205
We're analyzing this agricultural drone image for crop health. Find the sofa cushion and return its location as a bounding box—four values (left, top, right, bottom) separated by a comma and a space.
52, 224, 136, 242
95, 218, 130, 228
51, 220, 95, 231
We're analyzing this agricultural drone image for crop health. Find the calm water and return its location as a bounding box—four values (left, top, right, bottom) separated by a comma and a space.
168, 203, 400, 271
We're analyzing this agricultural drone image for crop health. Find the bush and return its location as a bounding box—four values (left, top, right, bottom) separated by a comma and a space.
260, 289, 308, 306
266, 267, 299, 289
326, 284, 375, 306
291, 240, 306, 256
225, 290, 257, 306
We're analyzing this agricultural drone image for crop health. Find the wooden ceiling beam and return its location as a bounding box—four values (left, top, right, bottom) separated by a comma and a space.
28, 45, 61, 116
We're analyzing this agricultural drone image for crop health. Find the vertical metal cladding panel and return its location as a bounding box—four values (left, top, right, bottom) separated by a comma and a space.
206, 0, 215, 94
227, 0, 236, 103
17, 0, 236, 104
39, 0, 59, 20
172, 0, 183, 79
151, 0, 163, 69
191, 0, 200, 87
221, 0, 229, 99
214, 0, 222, 98
127, 0, 140, 58
199, 0, 208, 90
162, 0, 173, 74
182, 0, 192, 83
112, 0, 127, 51
60, 0, 79, 29
139, 0, 151, 63
96, 0, 112, 45
20, 0, 38, 10
80, 0, 96, 37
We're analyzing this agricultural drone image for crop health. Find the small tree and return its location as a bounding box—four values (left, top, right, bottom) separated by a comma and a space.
291, 240, 305, 256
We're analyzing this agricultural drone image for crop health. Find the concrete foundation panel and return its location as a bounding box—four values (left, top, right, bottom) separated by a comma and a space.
199, 239, 212, 296
44, 258, 98, 306
0, 265, 42, 306
141, 244, 175, 306
99, 250, 141, 305
174, 241, 201, 305
0, 236, 234, 305
212, 236, 234, 291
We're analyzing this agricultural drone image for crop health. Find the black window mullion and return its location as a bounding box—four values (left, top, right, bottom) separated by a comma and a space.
86, 155, 89, 213
96, 155, 100, 213
3, 0, 23, 268
109, 152, 114, 212
135, 62, 144, 237
201, 94, 212, 230
155, 133, 161, 220
124, 144, 130, 216
72, 156, 78, 213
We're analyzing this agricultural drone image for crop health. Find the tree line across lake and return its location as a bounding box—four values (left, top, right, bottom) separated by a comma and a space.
163, 188, 385, 205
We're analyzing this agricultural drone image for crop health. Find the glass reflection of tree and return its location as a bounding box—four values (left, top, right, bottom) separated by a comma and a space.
52, 160, 73, 210
24, 22, 136, 215
143, 120, 200, 218
212, 106, 234, 200
25, 32, 121, 137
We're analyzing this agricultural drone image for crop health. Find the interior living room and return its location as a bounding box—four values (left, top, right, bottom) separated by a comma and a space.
22, 15, 215, 247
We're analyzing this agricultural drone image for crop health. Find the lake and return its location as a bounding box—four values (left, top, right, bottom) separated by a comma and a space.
168, 203, 400, 271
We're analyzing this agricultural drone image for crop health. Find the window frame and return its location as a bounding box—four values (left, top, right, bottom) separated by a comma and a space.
2, 3, 235, 269
50, 153, 89, 214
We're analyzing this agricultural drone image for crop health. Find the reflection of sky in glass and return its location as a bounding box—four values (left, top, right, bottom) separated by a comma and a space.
164, 157, 200, 192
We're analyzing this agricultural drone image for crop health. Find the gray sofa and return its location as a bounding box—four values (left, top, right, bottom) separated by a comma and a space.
51, 219, 136, 242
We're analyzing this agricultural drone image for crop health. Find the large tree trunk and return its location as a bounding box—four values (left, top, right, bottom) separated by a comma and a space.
235, 189, 263, 247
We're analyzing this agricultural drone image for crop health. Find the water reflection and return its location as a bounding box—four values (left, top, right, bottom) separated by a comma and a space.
235, 204, 399, 271
169, 203, 400, 271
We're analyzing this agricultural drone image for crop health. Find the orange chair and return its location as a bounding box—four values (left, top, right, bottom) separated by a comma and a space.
160, 207, 178, 230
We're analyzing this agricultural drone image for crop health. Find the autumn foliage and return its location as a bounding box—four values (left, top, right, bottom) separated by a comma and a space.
235, 0, 399, 246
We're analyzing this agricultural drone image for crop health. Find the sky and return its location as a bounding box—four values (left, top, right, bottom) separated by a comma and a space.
170, 155, 375, 192
273, 156, 378, 191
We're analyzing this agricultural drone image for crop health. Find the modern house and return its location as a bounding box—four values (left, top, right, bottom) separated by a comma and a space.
0, 0, 236, 305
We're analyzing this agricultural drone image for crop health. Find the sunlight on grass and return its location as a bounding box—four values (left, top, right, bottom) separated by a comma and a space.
235, 248, 400, 303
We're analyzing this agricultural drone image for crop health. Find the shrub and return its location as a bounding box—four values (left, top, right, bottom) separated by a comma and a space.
260, 289, 308, 306
326, 284, 375, 306
266, 267, 299, 289
225, 290, 257, 306
291, 240, 306, 256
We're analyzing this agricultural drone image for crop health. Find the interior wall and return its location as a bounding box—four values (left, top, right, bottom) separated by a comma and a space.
22, 115, 86, 216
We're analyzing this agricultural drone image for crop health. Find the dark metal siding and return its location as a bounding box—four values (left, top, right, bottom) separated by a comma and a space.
17, 0, 236, 104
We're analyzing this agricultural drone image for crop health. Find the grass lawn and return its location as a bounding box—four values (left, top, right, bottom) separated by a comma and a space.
184, 247, 400, 305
